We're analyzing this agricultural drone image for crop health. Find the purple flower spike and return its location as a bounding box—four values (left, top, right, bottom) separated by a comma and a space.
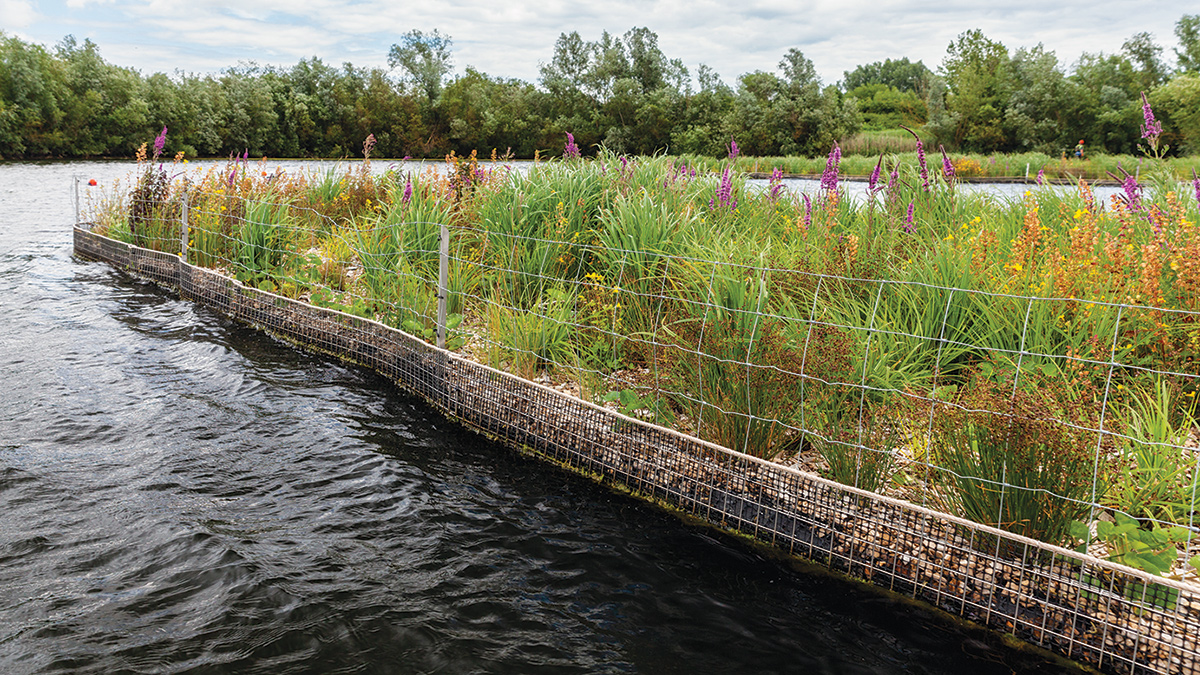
916, 140, 929, 191
1193, 170, 1199, 210
899, 126, 929, 190
903, 202, 915, 233
801, 193, 812, 229
1036, 168, 1045, 185
820, 142, 841, 193
712, 166, 736, 210
940, 145, 955, 180
1122, 173, 1143, 212
564, 132, 581, 159
728, 137, 740, 160
152, 126, 167, 160
868, 154, 882, 194
402, 177, 413, 205
768, 166, 784, 201
1141, 92, 1163, 143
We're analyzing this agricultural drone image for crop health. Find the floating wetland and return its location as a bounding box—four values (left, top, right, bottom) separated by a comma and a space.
75, 133, 1200, 673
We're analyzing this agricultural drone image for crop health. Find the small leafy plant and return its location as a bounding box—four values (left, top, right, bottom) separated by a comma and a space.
1070, 513, 1198, 611
1070, 514, 1192, 577
601, 388, 674, 425
402, 313, 467, 351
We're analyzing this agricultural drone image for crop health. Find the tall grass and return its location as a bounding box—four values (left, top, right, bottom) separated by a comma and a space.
91, 137, 1200, 557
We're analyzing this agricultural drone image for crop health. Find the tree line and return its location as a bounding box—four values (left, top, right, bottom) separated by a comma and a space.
1, 17, 1198, 161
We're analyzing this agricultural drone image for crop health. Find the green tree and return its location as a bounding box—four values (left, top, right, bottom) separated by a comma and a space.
670, 64, 734, 155
440, 67, 542, 157
1004, 45, 1079, 154
537, 31, 603, 150
923, 75, 956, 148
1122, 31, 1168, 91
726, 48, 858, 156
219, 68, 278, 155
846, 83, 927, 129
388, 29, 453, 103
176, 74, 228, 156
535, 27, 689, 155
56, 36, 150, 156
1177, 14, 1200, 74
1072, 52, 1142, 153
0, 32, 66, 157
353, 68, 426, 158
941, 29, 1010, 150
842, 57, 932, 94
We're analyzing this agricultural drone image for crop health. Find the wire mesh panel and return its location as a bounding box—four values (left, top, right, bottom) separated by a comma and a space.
75, 224, 1200, 675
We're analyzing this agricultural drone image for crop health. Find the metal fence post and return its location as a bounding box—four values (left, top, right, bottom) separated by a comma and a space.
180, 187, 190, 261
437, 223, 449, 350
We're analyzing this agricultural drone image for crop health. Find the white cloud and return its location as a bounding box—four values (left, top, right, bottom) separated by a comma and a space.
1, 0, 38, 28
15, 0, 1193, 86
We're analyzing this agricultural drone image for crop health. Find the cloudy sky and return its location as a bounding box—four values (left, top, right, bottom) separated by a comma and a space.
2, 0, 1191, 87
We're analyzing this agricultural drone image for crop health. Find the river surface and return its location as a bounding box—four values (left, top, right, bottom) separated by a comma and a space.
0, 160, 1084, 674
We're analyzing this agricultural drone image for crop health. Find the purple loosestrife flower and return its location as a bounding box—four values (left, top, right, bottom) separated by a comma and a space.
152, 126, 167, 161
564, 132, 581, 159
1193, 170, 1200, 209
899, 126, 929, 190
728, 137, 740, 160
887, 164, 899, 193
710, 166, 737, 210
768, 166, 784, 201
820, 142, 841, 193
402, 178, 413, 205
1121, 173, 1143, 213
903, 202, 915, 233
868, 155, 882, 195
916, 140, 929, 191
820, 141, 840, 192
802, 194, 812, 229
1141, 92, 1163, 148
940, 145, 955, 180
1036, 168, 1045, 185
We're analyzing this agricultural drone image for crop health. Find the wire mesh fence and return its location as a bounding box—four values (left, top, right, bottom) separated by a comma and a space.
76, 159, 1200, 674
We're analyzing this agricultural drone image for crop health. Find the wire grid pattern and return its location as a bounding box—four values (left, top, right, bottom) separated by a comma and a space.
103, 185, 1200, 550
74, 223, 1200, 675
439, 222, 1200, 538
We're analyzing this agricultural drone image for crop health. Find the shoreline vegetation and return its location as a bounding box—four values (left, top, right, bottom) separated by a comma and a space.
88, 109, 1200, 592
44, 148, 1200, 186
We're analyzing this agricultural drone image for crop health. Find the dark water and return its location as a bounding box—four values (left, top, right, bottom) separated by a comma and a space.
0, 162, 1082, 674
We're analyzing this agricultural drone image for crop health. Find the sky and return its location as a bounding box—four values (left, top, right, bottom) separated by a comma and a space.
1, 0, 1192, 88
